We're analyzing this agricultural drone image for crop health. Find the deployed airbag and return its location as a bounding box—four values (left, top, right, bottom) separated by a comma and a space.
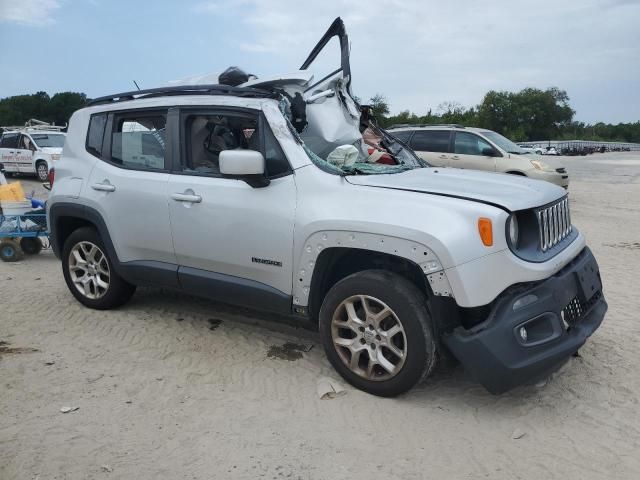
327, 145, 359, 168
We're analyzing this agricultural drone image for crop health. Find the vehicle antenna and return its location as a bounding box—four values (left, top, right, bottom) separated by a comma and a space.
133, 80, 141, 91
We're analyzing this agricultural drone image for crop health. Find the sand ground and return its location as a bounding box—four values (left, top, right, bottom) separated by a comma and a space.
1, 152, 639, 479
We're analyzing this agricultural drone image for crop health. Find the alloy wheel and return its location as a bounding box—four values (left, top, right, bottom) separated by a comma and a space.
37, 164, 48, 181
68, 241, 110, 299
331, 295, 407, 381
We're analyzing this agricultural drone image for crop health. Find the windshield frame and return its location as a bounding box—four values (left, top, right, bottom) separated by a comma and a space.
30, 133, 66, 149
480, 130, 526, 155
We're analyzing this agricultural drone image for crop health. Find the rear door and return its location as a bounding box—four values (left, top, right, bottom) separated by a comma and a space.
408, 130, 452, 167
450, 131, 497, 172
83, 108, 177, 276
0, 133, 19, 173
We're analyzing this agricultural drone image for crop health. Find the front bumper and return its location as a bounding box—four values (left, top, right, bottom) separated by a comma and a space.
530, 169, 569, 189
443, 247, 606, 394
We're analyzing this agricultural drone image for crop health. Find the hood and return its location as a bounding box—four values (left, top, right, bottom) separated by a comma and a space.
40, 147, 63, 154
345, 167, 565, 212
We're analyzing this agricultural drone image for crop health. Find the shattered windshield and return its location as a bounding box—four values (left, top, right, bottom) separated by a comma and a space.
279, 98, 425, 175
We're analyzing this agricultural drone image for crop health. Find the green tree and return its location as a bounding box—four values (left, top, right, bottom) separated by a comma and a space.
47, 92, 88, 126
0, 91, 87, 130
477, 87, 574, 141
369, 94, 390, 120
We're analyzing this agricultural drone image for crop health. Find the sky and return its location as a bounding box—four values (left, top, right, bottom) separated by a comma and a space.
0, 0, 639, 123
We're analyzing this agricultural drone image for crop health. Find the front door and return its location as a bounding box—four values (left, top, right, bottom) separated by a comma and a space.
450, 131, 497, 172
17, 134, 35, 173
167, 108, 296, 312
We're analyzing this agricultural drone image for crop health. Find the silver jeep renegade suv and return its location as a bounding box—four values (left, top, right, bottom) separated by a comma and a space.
47, 18, 606, 396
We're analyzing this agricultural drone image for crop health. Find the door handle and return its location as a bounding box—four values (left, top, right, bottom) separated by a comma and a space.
451, 155, 460, 160
91, 182, 116, 192
171, 192, 202, 203
439, 154, 448, 159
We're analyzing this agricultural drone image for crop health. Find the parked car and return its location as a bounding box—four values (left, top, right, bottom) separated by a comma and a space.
518, 144, 545, 155
0, 120, 66, 181
544, 146, 559, 156
388, 125, 569, 189
47, 18, 606, 396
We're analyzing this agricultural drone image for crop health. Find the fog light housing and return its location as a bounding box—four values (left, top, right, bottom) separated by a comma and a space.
514, 313, 563, 347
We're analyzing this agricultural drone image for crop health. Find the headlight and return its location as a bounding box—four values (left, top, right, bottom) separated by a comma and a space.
507, 214, 519, 246
530, 159, 549, 171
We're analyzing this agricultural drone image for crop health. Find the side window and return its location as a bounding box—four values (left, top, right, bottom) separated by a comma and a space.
86, 113, 107, 158
0, 133, 19, 149
110, 111, 167, 170
409, 130, 451, 153
390, 130, 412, 143
181, 112, 260, 175
19, 135, 35, 151
454, 132, 494, 156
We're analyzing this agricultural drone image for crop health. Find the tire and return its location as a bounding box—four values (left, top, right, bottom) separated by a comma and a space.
61, 227, 136, 309
0, 239, 24, 262
319, 270, 436, 397
36, 161, 49, 182
20, 237, 42, 255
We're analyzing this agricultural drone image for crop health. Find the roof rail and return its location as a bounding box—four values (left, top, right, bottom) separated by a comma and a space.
1, 119, 66, 132
387, 123, 466, 130
87, 84, 277, 106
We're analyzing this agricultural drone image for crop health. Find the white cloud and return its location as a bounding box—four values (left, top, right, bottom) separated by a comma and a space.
0, 0, 61, 26
188, 0, 638, 122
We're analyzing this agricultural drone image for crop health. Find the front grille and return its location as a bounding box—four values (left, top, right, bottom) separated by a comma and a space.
537, 197, 572, 252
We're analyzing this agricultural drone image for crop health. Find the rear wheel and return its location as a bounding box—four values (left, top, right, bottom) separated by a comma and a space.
319, 270, 436, 397
0, 239, 23, 262
20, 237, 42, 255
36, 161, 49, 182
62, 227, 136, 309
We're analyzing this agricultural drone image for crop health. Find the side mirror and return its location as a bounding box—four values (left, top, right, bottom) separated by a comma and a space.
482, 147, 497, 157
219, 150, 269, 188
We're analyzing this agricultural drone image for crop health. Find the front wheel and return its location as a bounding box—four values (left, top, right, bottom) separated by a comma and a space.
319, 270, 436, 397
62, 227, 136, 309
36, 162, 49, 182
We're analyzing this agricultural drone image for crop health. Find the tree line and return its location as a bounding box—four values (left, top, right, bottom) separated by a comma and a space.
0, 91, 87, 129
1, 88, 639, 144
366, 88, 640, 144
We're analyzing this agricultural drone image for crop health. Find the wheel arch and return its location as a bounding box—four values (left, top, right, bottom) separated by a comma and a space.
298, 231, 451, 321
48, 202, 119, 268
307, 247, 432, 322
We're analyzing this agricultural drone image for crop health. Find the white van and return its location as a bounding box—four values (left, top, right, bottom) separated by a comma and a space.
0, 122, 66, 181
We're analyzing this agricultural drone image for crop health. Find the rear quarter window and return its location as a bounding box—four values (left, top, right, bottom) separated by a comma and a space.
0, 133, 19, 149
86, 113, 107, 158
